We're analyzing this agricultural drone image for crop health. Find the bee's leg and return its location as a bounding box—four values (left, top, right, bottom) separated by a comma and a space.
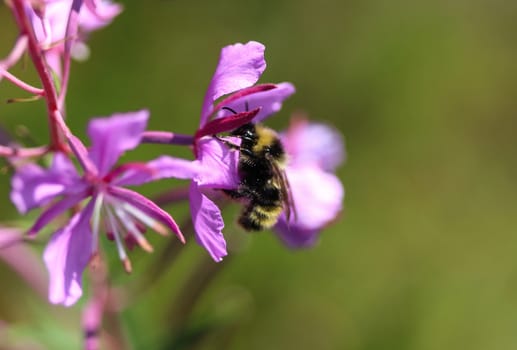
213, 135, 239, 149
213, 135, 254, 156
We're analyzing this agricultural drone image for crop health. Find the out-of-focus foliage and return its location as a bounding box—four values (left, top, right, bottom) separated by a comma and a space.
1, 0, 517, 349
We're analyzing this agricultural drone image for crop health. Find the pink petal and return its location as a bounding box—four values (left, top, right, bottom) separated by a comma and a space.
28, 190, 88, 236
113, 156, 202, 187
189, 182, 227, 262
217, 82, 296, 123
45, 51, 63, 78
274, 224, 321, 248
43, 199, 95, 306
87, 110, 149, 176
283, 120, 345, 172
200, 41, 266, 126
10, 153, 82, 214
195, 137, 240, 189
275, 164, 344, 248
81, 0, 123, 31
51, 151, 82, 179
26, 1, 70, 47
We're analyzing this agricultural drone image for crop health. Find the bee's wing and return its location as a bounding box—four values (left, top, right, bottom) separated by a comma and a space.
269, 158, 297, 224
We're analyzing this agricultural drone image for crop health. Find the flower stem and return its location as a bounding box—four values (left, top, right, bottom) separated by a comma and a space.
58, 0, 83, 111
0, 69, 44, 96
84, 255, 129, 350
0, 145, 48, 158
0, 35, 28, 75
10, 0, 67, 153
152, 187, 190, 207
141, 131, 194, 146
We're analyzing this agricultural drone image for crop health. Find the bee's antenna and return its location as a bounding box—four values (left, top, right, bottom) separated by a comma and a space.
221, 106, 238, 115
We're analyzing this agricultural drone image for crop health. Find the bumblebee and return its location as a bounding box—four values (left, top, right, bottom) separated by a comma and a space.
223, 121, 295, 231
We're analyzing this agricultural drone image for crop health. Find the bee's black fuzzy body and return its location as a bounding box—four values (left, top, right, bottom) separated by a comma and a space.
225, 122, 291, 231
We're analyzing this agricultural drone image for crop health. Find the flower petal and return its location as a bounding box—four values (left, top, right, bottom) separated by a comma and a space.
51, 151, 82, 180
10, 153, 82, 214
283, 120, 345, 172
275, 164, 344, 248
189, 182, 227, 262
274, 224, 320, 248
200, 41, 266, 125
81, 0, 123, 31
195, 137, 240, 189
113, 156, 202, 187
88, 110, 149, 176
43, 200, 95, 306
28, 190, 88, 236
108, 186, 183, 242
26, 1, 70, 47
217, 82, 295, 123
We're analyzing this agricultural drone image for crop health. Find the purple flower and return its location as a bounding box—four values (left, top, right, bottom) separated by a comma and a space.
25, 0, 122, 76
191, 41, 295, 261
11, 110, 199, 306
274, 118, 345, 247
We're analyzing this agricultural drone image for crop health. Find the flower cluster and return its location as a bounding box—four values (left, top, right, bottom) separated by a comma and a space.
0, 0, 345, 308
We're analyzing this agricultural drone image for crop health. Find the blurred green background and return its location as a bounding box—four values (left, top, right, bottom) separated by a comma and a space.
1, 0, 517, 349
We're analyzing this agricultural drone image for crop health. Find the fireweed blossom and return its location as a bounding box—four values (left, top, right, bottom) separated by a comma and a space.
274, 118, 345, 247
10, 110, 200, 306
189, 41, 295, 261
24, 0, 122, 77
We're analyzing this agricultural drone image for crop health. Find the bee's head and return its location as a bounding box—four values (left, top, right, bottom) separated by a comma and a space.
231, 123, 257, 143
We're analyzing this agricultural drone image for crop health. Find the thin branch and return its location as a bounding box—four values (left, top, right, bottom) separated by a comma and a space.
0, 35, 28, 81
0, 69, 44, 95
10, 0, 66, 152
0, 144, 48, 158
58, 0, 84, 111
152, 186, 190, 207
141, 131, 194, 146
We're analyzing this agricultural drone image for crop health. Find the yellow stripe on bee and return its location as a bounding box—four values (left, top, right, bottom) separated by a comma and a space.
254, 205, 283, 217
248, 212, 278, 229
247, 205, 283, 229
253, 127, 277, 153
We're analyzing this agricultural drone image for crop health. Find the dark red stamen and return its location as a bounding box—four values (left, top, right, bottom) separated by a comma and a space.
211, 83, 277, 114
194, 108, 260, 141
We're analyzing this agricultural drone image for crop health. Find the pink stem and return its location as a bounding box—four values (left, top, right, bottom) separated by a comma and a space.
10, 0, 67, 153
83, 258, 108, 350
3, 6, 96, 175
141, 131, 194, 146
0, 35, 28, 78
152, 186, 190, 206
0, 145, 48, 158
58, 0, 83, 111
0, 69, 44, 96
